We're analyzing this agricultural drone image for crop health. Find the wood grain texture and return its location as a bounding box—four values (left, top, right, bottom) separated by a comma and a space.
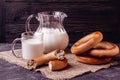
1, 0, 120, 43
0, 0, 5, 42
5, 0, 110, 3
0, 4, 2, 41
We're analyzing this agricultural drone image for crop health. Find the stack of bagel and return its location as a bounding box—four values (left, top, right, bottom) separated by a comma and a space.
71, 31, 119, 64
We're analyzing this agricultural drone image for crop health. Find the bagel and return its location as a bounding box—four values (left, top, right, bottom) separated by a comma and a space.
89, 41, 119, 58
48, 58, 68, 71
75, 55, 111, 65
71, 31, 103, 54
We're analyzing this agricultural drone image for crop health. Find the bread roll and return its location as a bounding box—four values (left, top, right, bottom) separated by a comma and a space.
49, 58, 68, 71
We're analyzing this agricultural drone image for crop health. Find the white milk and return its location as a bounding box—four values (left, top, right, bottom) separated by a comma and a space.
22, 39, 43, 59
35, 28, 69, 53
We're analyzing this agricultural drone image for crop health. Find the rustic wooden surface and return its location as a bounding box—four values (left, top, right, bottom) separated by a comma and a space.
0, 43, 120, 80
0, 0, 120, 43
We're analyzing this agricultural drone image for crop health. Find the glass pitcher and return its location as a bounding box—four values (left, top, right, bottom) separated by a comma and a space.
26, 11, 69, 53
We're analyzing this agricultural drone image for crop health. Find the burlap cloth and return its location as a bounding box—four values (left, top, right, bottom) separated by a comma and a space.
0, 49, 118, 80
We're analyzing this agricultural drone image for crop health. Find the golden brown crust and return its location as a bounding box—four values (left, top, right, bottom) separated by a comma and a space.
48, 58, 68, 71
75, 55, 111, 65
27, 49, 65, 69
71, 31, 103, 55
89, 41, 119, 58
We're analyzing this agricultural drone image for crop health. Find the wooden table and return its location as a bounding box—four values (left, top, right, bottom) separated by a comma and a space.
0, 43, 120, 80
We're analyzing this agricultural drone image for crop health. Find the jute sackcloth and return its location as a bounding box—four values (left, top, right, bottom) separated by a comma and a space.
0, 49, 118, 80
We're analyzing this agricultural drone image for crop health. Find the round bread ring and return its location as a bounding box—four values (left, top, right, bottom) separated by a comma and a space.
71, 31, 103, 55
75, 55, 111, 65
90, 41, 119, 58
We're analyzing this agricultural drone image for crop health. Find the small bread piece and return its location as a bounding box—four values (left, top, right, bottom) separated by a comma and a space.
71, 31, 103, 55
49, 58, 68, 71
27, 49, 65, 69
75, 55, 111, 65
90, 41, 119, 58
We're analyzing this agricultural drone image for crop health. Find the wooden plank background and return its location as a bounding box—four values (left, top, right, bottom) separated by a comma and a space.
0, 3, 2, 42
0, 0, 5, 42
0, 0, 120, 43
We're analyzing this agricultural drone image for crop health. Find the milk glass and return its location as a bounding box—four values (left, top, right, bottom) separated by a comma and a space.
11, 32, 44, 59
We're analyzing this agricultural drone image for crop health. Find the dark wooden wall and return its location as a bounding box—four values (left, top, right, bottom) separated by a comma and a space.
0, 0, 120, 43
0, 3, 2, 42
0, 0, 5, 42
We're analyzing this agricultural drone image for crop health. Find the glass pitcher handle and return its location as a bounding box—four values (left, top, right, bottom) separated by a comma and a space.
25, 14, 34, 32
11, 38, 22, 58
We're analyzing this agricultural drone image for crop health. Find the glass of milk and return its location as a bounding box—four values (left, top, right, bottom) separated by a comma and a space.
11, 32, 44, 59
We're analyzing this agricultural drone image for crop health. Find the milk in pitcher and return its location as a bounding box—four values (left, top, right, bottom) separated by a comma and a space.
26, 11, 69, 54
35, 28, 69, 53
